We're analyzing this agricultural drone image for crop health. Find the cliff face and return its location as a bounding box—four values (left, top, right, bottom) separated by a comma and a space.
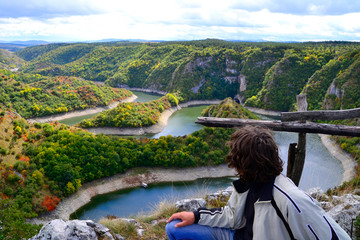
322, 54, 360, 110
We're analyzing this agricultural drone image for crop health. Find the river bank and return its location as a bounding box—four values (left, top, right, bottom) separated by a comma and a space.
86, 100, 221, 135
319, 134, 357, 184
29, 164, 237, 225
117, 86, 168, 96
245, 106, 281, 117
26, 95, 137, 123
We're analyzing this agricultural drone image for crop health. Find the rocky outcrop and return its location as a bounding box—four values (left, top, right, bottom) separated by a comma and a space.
29, 219, 123, 240
308, 188, 360, 239
206, 186, 233, 202
175, 198, 207, 212
324, 79, 345, 110
183, 57, 213, 74
191, 78, 206, 93
30, 186, 358, 239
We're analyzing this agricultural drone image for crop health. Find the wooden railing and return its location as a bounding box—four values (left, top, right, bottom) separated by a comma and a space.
196, 95, 360, 186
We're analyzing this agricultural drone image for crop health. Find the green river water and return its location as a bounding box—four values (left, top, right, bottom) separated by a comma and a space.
59, 91, 343, 221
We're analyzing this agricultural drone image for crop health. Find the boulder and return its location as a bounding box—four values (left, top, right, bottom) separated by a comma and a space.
175, 198, 206, 211
307, 188, 360, 239
29, 219, 122, 240
206, 186, 233, 202
326, 194, 360, 239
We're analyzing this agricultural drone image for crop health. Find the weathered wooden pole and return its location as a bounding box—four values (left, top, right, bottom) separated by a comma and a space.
287, 95, 307, 186
195, 117, 360, 137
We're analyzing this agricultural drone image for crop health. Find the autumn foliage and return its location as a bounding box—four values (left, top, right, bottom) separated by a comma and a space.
41, 195, 60, 211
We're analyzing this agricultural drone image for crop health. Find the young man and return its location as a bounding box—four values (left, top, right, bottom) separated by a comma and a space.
166, 125, 350, 240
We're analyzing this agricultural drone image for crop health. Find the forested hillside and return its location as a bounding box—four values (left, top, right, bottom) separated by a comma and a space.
0, 110, 251, 238
0, 93, 261, 239
1, 40, 360, 239
0, 70, 132, 118
202, 97, 258, 119
77, 93, 181, 128
0, 49, 25, 70
16, 40, 360, 111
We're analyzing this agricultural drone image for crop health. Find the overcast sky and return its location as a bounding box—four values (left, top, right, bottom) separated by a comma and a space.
1, 0, 360, 42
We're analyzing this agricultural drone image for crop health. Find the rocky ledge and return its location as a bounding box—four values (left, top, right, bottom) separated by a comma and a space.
31, 187, 359, 239
29, 219, 124, 240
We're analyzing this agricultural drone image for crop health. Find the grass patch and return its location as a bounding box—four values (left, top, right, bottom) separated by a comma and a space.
99, 218, 139, 238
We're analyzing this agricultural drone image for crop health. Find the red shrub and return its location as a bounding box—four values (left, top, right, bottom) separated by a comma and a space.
42, 195, 60, 211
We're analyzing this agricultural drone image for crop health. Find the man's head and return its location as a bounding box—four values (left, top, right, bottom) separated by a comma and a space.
226, 125, 283, 183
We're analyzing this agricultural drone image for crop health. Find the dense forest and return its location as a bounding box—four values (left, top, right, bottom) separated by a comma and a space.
0, 98, 254, 239
77, 93, 181, 128
14, 39, 360, 112
0, 40, 359, 239
202, 97, 258, 119
0, 70, 132, 118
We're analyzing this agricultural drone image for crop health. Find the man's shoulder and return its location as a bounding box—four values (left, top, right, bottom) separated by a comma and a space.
273, 175, 315, 209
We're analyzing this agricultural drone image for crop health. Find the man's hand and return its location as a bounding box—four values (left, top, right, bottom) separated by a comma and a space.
167, 211, 195, 228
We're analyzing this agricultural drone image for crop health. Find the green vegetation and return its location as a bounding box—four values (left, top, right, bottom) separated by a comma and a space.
16, 40, 360, 111
0, 49, 25, 70
0, 70, 132, 118
77, 92, 181, 128
301, 49, 360, 110
0, 100, 246, 239
0, 199, 42, 240
27, 127, 235, 195
246, 48, 333, 111
324, 118, 360, 195
202, 97, 259, 119
1, 40, 359, 239
0, 110, 59, 239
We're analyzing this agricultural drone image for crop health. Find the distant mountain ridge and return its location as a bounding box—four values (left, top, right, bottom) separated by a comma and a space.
0, 40, 49, 46
0, 40, 50, 52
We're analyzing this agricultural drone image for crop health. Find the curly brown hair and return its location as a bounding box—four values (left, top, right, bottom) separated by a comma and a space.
226, 125, 283, 183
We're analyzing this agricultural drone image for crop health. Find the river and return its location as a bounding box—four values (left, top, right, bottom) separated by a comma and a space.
71, 177, 236, 221
60, 91, 343, 222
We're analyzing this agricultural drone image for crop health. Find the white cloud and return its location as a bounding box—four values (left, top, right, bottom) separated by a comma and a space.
0, 0, 360, 42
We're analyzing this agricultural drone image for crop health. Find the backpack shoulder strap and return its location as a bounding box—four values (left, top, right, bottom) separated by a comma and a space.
271, 197, 296, 240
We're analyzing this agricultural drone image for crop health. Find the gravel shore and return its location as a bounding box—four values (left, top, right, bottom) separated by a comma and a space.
27, 95, 137, 123
86, 100, 221, 135
30, 165, 237, 224
319, 134, 357, 184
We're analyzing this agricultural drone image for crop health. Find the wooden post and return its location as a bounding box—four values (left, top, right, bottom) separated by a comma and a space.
287, 95, 307, 186
287, 143, 296, 180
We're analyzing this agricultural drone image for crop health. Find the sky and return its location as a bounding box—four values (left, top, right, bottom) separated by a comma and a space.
0, 0, 360, 42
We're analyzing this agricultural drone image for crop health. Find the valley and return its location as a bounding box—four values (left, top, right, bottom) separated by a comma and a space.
0, 40, 359, 239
